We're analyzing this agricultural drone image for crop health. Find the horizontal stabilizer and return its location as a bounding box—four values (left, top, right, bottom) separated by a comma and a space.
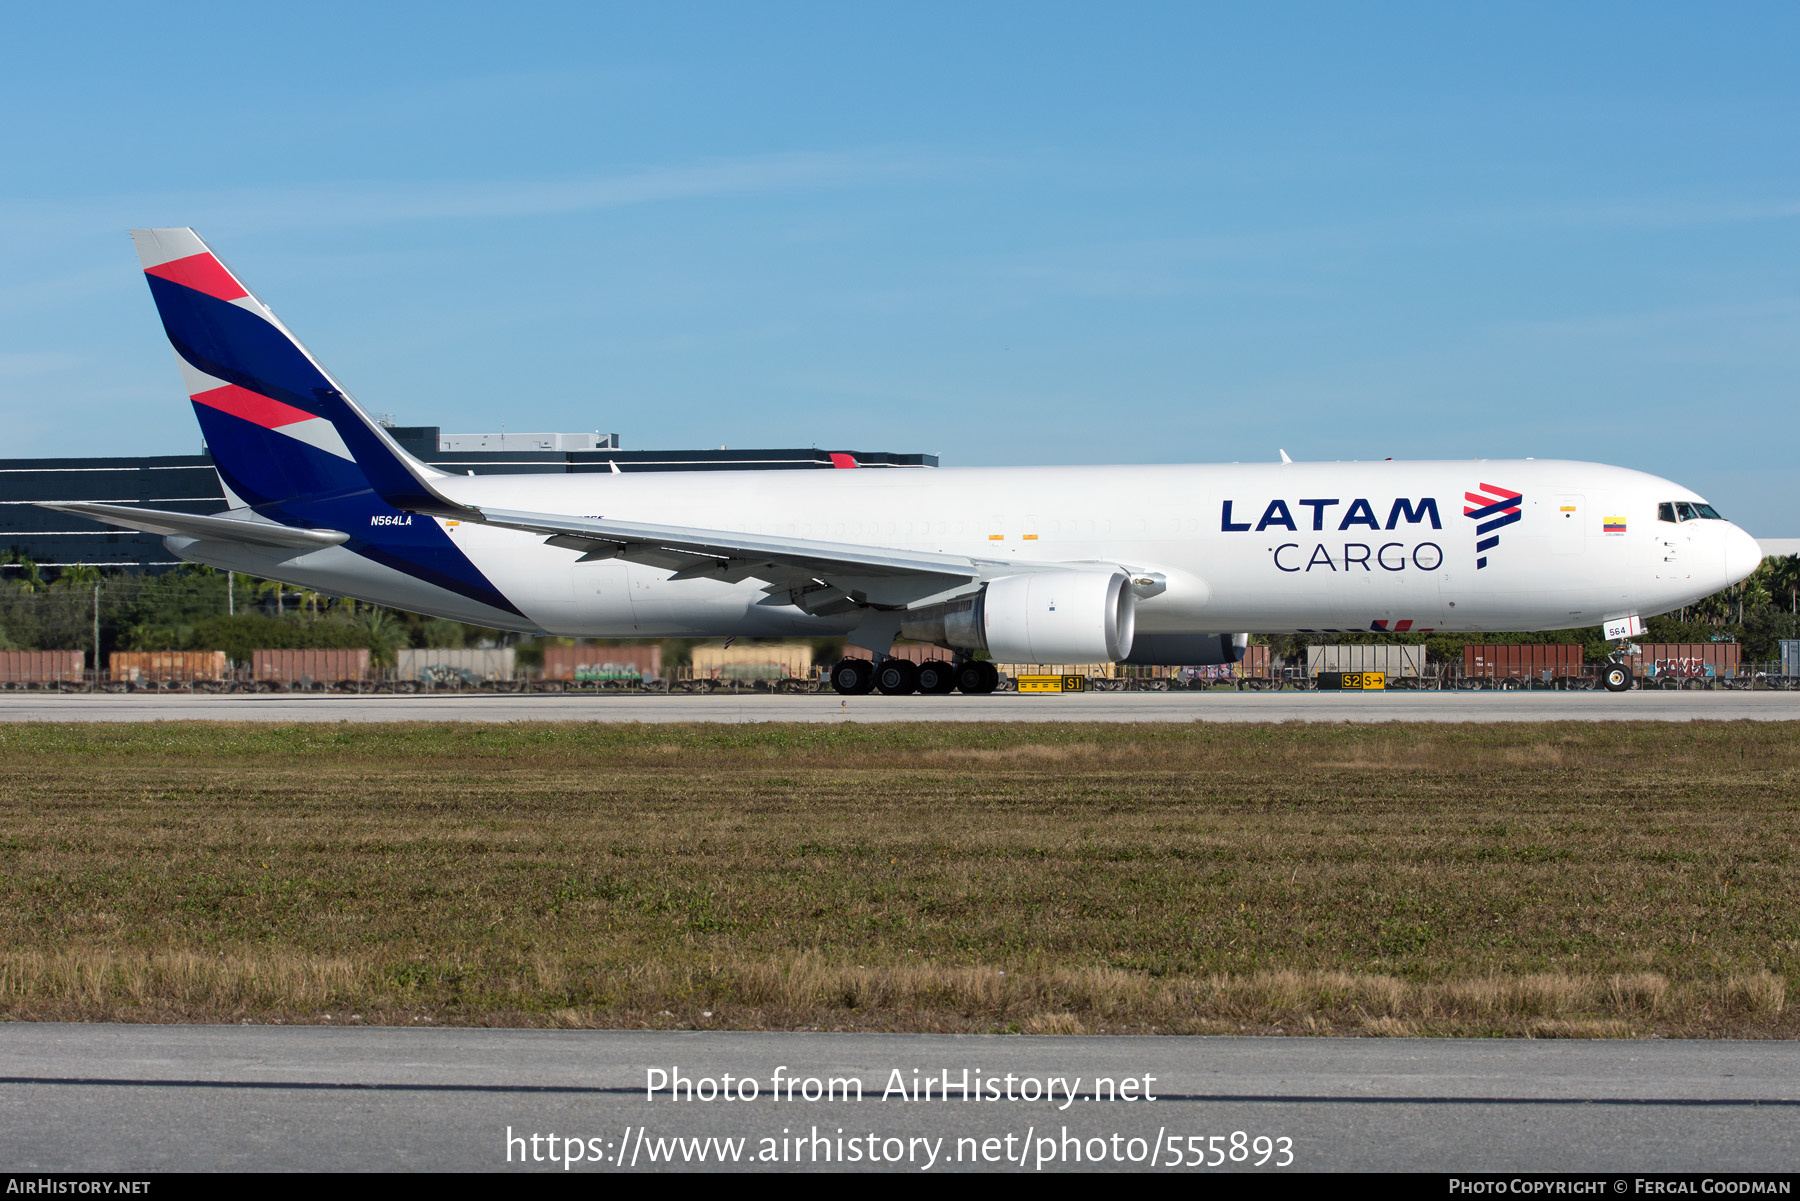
38, 502, 349, 550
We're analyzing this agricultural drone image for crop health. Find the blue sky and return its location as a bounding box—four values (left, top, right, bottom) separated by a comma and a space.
2, 3, 1796, 527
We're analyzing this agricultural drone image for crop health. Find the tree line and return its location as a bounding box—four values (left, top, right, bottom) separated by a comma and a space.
0, 556, 498, 666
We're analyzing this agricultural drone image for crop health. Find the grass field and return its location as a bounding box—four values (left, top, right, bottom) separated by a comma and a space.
0, 720, 1794, 1036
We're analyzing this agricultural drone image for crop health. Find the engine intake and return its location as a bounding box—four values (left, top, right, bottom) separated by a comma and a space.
901, 570, 1136, 662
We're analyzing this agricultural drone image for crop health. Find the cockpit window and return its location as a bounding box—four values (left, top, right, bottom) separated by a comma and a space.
1661, 500, 1726, 523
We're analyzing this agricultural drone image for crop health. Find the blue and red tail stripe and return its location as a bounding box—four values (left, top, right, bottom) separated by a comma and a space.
191, 382, 316, 431
144, 252, 249, 302
133, 229, 525, 621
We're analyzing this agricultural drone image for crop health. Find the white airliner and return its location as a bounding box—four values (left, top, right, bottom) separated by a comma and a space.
44, 228, 1763, 695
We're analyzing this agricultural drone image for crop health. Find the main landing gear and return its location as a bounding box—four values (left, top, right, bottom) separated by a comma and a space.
953, 660, 999, 695
874, 658, 917, 696
915, 659, 957, 695
830, 657, 997, 696
830, 658, 874, 695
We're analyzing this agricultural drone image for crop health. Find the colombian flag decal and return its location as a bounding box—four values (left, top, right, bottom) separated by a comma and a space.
1603, 516, 1627, 534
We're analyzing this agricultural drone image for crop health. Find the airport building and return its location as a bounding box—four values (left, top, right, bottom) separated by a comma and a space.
1, 426, 937, 572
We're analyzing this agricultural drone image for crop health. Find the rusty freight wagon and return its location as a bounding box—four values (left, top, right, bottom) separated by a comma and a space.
1234, 644, 1273, 680
0, 650, 84, 684
110, 651, 229, 683
252, 648, 371, 686
541, 644, 663, 683
1462, 644, 1584, 683
1628, 642, 1741, 683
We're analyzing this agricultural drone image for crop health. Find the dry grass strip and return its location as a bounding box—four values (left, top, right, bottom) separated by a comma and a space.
0, 951, 1784, 1037
0, 720, 1795, 1035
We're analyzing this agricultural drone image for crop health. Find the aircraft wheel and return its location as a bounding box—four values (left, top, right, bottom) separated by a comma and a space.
916, 660, 956, 694
955, 660, 999, 694
1601, 663, 1633, 693
874, 658, 919, 696
830, 657, 875, 696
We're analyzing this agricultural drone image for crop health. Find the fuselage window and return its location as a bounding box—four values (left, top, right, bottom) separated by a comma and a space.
1659, 502, 1678, 523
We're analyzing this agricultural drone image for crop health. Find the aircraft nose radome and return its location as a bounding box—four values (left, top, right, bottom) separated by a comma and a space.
1724, 524, 1763, 585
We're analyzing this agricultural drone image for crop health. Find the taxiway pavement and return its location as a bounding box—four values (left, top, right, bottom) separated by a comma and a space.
1, 1026, 1794, 1172
0, 690, 1794, 723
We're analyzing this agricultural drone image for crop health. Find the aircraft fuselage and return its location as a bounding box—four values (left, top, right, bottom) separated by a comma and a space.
168, 457, 1761, 640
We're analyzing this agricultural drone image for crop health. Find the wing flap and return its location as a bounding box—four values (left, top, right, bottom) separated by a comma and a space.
477, 506, 984, 594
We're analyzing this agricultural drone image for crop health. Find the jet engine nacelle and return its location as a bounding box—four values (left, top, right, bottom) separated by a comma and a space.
901, 570, 1137, 662
1122, 632, 1249, 666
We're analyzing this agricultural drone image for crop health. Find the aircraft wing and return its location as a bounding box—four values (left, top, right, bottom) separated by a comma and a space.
475, 506, 990, 606
36, 502, 350, 551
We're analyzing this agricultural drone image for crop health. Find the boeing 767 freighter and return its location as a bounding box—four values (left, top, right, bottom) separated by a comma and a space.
42, 229, 1764, 695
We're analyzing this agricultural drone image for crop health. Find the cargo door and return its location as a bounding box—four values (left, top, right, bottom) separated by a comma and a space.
626, 562, 678, 633
570, 555, 629, 631
1551, 494, 1584, 556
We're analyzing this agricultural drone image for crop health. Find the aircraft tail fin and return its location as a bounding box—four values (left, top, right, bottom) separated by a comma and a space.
130, 228, 460, 516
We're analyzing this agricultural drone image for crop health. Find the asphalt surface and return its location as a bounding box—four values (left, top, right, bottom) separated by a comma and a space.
1, 1026, 1795, 1172
0, 690, 1796, 723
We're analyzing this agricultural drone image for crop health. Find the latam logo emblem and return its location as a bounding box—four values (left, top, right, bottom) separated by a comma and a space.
1464, 483, 1522, 569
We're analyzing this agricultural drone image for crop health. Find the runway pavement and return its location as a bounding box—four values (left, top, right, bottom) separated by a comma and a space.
0, 689, 1796, 722
1, 1025, 1794, 1172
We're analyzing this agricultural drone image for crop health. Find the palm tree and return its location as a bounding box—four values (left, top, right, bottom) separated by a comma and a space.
1766, 555, 1800, 615
254, 577, 287, 615
353, 607, 405, 668
2, 554, 45, 594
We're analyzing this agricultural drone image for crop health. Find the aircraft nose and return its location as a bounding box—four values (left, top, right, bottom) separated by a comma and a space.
1724, 524, 1763, 585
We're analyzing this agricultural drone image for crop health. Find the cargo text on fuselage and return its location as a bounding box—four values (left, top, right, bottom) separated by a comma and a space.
1222, 497, 1444, 574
